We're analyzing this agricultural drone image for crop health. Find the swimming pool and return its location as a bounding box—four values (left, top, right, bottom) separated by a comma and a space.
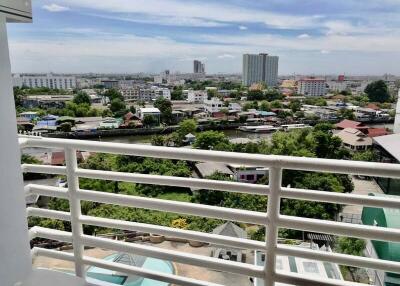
87, 253, 174, 286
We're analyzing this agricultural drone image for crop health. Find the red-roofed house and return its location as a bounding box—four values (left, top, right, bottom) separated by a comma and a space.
335, 119, 368, 130
50, 151, 84, 166
366, 103, 380, 111
366, 128, 390, 138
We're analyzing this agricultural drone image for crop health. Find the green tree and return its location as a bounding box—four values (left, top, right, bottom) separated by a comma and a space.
129, 105, 136, 114
247, 90, 265, 101
154, 97, 173, 124
13, 87, 24, 108
193, 131, 230, 150
337, 237, 366, 256
289, 100, 301, 112
365, 80, 391, 103
171, 87, 183, 100
59, 122, 72, 132
73, 91, 91, 105
104, 88, 124, 101
352, 150, 378, 162
265, 89, 283, 101
259, 101, 271, 111
177, 119, 197, 137
151, 135, 165, 146
271, 100, 283, 108
143, 114, 157, 127
337, 109, 355, 120
110, 98, 126, 114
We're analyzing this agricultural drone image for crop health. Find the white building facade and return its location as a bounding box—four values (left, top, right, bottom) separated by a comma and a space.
187, 90, 207, 103
242, 53, 279, 87
13, 73, 77, 90
204, 97, 223, 114
297, 78, 327, 97
120, 87, 171, 102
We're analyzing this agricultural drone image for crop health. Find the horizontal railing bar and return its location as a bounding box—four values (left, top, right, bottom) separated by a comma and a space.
275, 271, 365, 286
80, 215, 265, 251
25, 184, 69, 199
32, 247, 75, 262
27, 207, 71, 221
29, 226, 73, 243
278, 215, 400, 242
83, 256, 223, 286
81, 235, 264, 278
21, 164, 67, 175
20, 137, 400, 178
76, 168, 269, 196
32, 246, 223, 286
277, 244, 400, 274
77, 189, 267, 225
281, 187, 400, 209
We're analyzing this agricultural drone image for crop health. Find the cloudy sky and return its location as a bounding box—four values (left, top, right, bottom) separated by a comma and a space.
6, 0, 400, 75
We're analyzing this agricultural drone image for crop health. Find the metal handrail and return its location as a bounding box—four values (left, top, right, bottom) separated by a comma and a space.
21, 137, 400, 286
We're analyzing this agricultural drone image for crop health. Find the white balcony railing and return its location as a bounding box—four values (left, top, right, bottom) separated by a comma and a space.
20, 136, 400, 286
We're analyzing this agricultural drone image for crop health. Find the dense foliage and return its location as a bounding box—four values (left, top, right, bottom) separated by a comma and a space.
365, 80, 391, 103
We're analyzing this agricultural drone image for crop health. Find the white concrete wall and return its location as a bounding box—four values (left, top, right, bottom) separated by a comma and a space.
394, 89, 400, 134
0, 15, 32, 285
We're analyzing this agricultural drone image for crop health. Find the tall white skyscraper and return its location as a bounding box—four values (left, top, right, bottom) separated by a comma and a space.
394, 89, 400, 134
242, 53, 279, 87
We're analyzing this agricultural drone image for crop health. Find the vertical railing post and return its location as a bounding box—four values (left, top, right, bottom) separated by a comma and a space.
65, 147, 85, 277
264, 166, 282, 286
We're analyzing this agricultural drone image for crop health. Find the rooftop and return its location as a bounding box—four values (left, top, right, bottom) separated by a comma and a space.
374, 133, 400, 162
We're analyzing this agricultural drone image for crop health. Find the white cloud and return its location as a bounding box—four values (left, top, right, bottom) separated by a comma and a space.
320, 50, 330, 54
218, 54, 235, 59
297, 33, 311, 39
57, 0, 323, 29
238, 26, 248, 30
42, 4, 70, 12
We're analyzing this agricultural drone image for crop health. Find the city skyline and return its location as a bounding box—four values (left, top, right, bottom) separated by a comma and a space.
6, 0, 400, 75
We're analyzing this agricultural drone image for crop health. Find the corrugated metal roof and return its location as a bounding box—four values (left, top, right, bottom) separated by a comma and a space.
373, 133, 400, 162
195, 162, 233, 178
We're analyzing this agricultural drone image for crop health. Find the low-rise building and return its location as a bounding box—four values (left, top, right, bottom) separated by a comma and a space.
373, 133, 400, 195
19, 111, 38, 121
99, 117, 121, 129
254, 243, 344, 286
228, 164, 268, 183
13, 73, 76, 90
187, 90, 207, 103
22, 94, 74, 109
120, 87, 171, 102
335, 119, 368, 131
204, 97, 223, 114
101, 80, 119, 89
138, 107, 161, 125
335, 128, 373, 151
297, 78, 327, 97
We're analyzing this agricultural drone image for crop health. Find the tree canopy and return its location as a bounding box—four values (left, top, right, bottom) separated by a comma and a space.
365, 80, 391, 103
73, 91, 91, 105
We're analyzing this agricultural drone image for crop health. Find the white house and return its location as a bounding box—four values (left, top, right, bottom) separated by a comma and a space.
204, 97, 224, 114
138, 107, 161, 124
187, 90, 207, 103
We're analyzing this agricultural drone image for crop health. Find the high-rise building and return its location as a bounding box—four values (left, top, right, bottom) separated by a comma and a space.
297, 78, 327, 97
242, 53, 279, 87
194, 60, 205, 74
